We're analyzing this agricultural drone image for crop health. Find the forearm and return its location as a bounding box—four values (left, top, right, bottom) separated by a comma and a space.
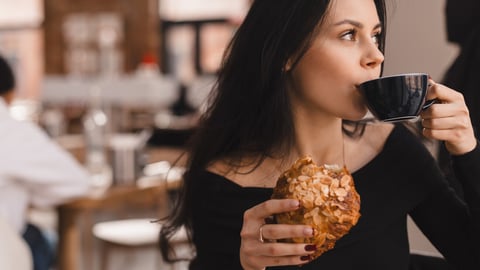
451, 141, 480, 210
13, 142, 90, 207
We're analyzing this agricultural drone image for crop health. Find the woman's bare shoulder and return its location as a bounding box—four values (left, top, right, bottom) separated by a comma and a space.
206, 160, 233, 179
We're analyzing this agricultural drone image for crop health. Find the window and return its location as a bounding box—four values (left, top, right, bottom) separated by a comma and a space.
159, 0, 250, 78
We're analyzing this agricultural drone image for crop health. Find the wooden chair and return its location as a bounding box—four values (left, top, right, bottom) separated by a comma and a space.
92, 218, 192, 270
57, 183, 172, 270
89, 175, 192, 270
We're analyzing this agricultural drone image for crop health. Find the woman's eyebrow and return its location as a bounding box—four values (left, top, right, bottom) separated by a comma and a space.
333, 19, 382, 30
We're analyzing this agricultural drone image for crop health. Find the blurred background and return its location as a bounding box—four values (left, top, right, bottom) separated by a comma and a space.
0, 0, 456, 135
0, 0, 459, 269
0, 0, 250, 137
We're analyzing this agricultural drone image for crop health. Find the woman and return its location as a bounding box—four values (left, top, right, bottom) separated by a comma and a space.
160, 0, 480, 269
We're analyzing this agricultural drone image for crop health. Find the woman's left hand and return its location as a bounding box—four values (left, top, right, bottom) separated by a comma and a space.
420, 80, 477, 155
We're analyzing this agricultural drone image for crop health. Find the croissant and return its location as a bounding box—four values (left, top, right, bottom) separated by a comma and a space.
271, 156, 361, 259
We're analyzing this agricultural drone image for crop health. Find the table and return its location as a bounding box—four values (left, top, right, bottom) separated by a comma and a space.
56, 181, 180, 270
55, 144, 186, 270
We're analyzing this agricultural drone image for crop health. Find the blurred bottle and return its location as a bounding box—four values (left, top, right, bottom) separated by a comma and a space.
83, 86, 112, 189
97, 13, 124, 78
135, 52, 160, 78
170, 83, 195, 116
41, 107, 66, 138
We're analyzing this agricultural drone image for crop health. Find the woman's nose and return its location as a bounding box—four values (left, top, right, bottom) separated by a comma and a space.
361, 42, 384, 69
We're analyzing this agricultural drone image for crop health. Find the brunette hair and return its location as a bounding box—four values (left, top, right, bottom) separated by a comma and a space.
160, 0, 387, 262
0, 56, 15, 95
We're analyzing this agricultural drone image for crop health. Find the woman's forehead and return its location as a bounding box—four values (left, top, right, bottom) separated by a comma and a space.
322, 0, 380, 26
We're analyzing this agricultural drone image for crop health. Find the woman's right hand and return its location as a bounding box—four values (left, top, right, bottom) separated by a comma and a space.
239, 199, 317, 270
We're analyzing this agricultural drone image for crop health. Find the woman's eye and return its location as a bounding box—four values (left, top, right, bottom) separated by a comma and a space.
372, 32, 382, 46
340, 29, 356, 41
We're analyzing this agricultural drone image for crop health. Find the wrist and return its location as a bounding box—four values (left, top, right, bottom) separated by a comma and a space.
446, 137, 478, 156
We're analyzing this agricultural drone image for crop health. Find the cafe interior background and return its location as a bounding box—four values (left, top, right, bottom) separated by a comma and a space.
0, 0, 459, 269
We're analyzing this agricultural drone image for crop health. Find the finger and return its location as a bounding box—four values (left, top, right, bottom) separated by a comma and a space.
241, 240, 315, 268
243, 253, 313, 269
421, 115, 470, 131
420, 97, 470, 129
422, 110, 472, 141
258, 254, 313, 267
421, 107, 476, 155
241, 199, 300, 241
426, 81, 464, 105
245, 199, 300, 222
423, 128, 456, 143
420, 99, 473, 135
257, 242, 316, 256
260, 224, 314, 242
425, 79, 437, 102
420, 102, 457, 119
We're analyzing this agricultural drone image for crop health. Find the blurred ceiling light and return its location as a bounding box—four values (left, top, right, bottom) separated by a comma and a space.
0, 0, 43, 28
159, 0, 249, 20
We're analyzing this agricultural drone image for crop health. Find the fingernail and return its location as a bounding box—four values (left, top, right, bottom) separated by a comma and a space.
290, 200, 300, 208
305, 245, 317, 251
300, 255, 311, 261
304, 227, 314, 236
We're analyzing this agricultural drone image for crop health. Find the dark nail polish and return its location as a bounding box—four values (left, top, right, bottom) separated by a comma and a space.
305, 245, 317, 251
300, 255, 311, 261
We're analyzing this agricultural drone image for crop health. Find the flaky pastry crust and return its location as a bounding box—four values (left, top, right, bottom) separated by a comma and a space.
271, 156, 361, 259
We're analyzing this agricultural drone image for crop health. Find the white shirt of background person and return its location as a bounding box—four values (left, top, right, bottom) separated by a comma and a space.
0, 97, 90, 234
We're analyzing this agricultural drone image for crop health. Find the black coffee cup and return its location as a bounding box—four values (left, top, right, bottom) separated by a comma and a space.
358, 73, 436, 122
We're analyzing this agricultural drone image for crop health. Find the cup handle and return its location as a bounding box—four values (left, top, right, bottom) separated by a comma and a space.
422, 98, 439, 110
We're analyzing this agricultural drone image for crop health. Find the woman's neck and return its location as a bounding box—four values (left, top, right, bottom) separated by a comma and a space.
290, 112, 345, 166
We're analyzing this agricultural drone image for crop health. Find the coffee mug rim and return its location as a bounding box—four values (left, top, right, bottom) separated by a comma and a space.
360, 73, 428, 85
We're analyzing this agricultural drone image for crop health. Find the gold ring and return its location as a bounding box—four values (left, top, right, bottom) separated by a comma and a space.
259, 225, 266, 243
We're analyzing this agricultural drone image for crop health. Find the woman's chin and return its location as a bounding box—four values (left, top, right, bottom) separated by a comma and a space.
344, 109, 369, 122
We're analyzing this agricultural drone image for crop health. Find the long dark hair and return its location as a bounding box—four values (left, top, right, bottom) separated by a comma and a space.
160, 0, 387, 262
0, 56, 15, 95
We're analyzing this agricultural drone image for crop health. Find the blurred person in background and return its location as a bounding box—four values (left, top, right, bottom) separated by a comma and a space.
0, 214, 32, 270
438, 0, 480, 194
0, 55, 90, 270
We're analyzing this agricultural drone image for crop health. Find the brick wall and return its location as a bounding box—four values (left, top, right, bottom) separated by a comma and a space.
43, 0, 159, 74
